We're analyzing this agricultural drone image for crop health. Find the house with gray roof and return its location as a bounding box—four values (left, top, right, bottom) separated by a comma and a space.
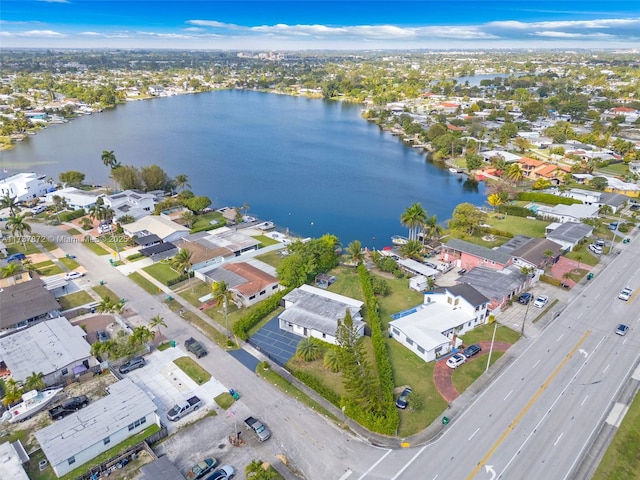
103, 190, 155, 221
458, 265, 530, 313
35, 378, 159, 477
279, 284, 364, 345
0, 272, 60, 335
535, 203, 599, 224
0, 317, 95, 386
498, 236, 564, 271
441, 238, 513, 273
389, 284, 489, 363
545, 222, 594, 251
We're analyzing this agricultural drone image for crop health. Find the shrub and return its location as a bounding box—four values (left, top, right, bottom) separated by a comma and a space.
496, 204, 537, 217
296, 338, 322, 361
59, 209, 86, 222
291, 369, 341, 407
516, 192, 582, 206
233, 289, 290, 340
166, 271, 194, 286
540, 274, 561, 286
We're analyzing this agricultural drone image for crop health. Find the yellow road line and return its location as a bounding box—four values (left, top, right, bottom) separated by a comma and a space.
466, 329, 592, 479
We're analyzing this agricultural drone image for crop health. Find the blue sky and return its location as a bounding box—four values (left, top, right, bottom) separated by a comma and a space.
1, 1, 639, 49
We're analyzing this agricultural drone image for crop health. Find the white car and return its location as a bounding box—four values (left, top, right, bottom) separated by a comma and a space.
533, 295, 549, 308
64, 271, 84, 281
618, 287, 633, 301
588, 244, 602, 255
446, 353, 466, 369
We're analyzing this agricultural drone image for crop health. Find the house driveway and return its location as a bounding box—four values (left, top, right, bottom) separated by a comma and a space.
434, 341, 512, 403
248, 317, 300, 366
550, 256, 592, 287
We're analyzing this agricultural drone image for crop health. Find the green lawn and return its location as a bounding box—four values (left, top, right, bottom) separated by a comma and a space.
164, 297, 229, 348
327, 266, 364, 301
100, 236, 130, 254
488, 215, 550, 238
173, 356, 212, 385
7, 241, 40, 255
191, 211, 226, 231
157, 341, 172, 351
57, 290, 95, 310
387, 339, 448, 437
33, 260, 64, 276
596, 163, 629, 176
93, 285, 120, 301
460, 323, 521, 345
593, 381, 640, 480
59, 256, 80, 270
128, 271, 162, 295
39, 237, 59, 251
214, 392, 236, 409
255, 250, 286, 269
287, 351, 347, 399
565, 247, 599, 267
177, 280, 212, 306
252, 234, 281, 247
66, 227, 82, 235
376, 276, 424, 329
143, 263, 181, 285
451, 352, 505, 392
83, 239, 110, 256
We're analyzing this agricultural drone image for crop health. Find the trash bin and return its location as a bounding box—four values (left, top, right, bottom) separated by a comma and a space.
233, 392, 240, 400
442, 416, 449, 425
170, 340, 176, 348
229, 389, 235, 396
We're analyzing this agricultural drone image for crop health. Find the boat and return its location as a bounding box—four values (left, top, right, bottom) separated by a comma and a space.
391, 235, 409, 246
5, 388, 63, 423
449, 167, 462, 173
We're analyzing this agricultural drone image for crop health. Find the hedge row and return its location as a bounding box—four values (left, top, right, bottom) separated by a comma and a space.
59, 208, 86, 222
480, 227, 515, 239
166, 271, 194, 286
496, 204, 537, 218
233, 288, 291, 340
539, 274, 561, 286
291, 369, 341, 407
357, 264, 399, 435
516, 192, 582, 206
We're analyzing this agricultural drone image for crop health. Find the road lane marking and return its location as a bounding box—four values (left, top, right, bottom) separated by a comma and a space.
557, 333, 564, 342
554, 433, 564, 446
533, 359, 540, 369
504, 390, 513, 401
581, 395, 589, 407
603, 364, 610, 374
339, 471, 353, 480
594, 293, 601, 300
577, 312, 583, 319
623, 337, 628, 344
390, 445, 427, 480
431, 475, 439, 480
357, 449, 392, 480
606, 403, 629, 427
469, 428, 480, 441
465, 330, 592, 480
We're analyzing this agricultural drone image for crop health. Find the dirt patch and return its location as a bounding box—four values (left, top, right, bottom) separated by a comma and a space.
71, 314, 127, 344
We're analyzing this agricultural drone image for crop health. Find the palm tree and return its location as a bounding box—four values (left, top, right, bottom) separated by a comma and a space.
7, 213, 32, 247
346, 240, 364, 265
575, 253, 583, 270
211, 280, 235, 338
129, 326, 155, 347
96, 296, 123, 314
2, 378, 23, 406
101, 150, 120, 170
149, 314, 167, 341
242, 202, 250, 216
400, 203, 427, 241
52, 195, 68, 223
421, 215, 443, 243
170, 248, 193, 290
323, 348, 341, 372
507, 163, 524, 184
1, 262, 23, 278
173, 174, 191, 193
181, 210, 196, 229
0, 194, 19, 216
400, 239, 424, 260
543, 249, 555, 267
296, 338, 321, 361
24, 371, 45, 391
88, 197, 106, 223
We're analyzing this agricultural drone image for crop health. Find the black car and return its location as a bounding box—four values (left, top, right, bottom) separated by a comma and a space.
118, 356, 146, 374
457, 268, 467, 275
463, 344, 482, 358
395, 387, 412, 409
518, 292, 533, 305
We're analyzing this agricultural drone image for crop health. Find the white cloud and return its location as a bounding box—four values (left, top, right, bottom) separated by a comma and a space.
488, 17, 640, 30
36, 0, 70, 3
533, 31, 615, 39
188, 20, 239, 29
18, 30, 66, 38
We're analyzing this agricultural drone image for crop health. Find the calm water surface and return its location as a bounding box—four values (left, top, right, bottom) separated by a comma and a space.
0, 91, 485, 248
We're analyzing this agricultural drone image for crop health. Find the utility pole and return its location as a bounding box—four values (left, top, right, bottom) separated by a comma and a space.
486, 320, 498, 373
521, 300, 531, 337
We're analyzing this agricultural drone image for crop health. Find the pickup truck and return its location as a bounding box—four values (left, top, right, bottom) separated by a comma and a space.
167, 395, 202, 421
244, 416, 271, 442
184, 337, 207, 358
48, 395, 89, 420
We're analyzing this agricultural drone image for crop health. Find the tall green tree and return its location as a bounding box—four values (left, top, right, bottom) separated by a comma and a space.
7, 213, 32, 247
448, 203, 487, 237
400, 239, 424, 260
346, 240, 364, 265
0, 194, 19, 216
400, 203, 427, 241
140, 164, 171, 192
149, 314, 167, 340
59, 171, 86, 187
1, 262, 23, 278
101, 150, 119, 169
211, 280, 235, 338
173, 173, 191, 193
129, 326, 155, 347
24, 372, 45, 391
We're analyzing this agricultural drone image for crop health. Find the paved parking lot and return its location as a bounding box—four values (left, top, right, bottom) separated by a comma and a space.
248, 317, 300, 366
123, 347, 228, 432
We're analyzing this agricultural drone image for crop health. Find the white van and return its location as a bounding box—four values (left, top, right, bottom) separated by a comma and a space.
588, 243, 602, 255
31, 205, 47, 215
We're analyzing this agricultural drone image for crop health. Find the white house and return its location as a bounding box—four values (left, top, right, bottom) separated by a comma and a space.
389, 284, 489, 362
0, 441, 29, 480
545, 222, 594, 251
103, 190, 155, 221
0, 172, 54, 203
0, 317, 95, 386
35, 378, 159, 477
44, 187, 99, 211
123, 215, 190, 243
535, 203, 600, 223
279, 284, 365, 345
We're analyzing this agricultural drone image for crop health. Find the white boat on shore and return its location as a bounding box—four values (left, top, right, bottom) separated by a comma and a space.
391, 235, 409, 246
449, 167, 462, 173
4, 388, 63, 423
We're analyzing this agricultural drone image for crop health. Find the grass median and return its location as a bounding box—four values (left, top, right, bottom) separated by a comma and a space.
174, 356, 212, 385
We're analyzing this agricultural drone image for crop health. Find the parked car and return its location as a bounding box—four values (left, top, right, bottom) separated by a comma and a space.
463, 344, 482, 358
595, 239, 606, 248
518, 292, 533, 305
6, 252, 26, 262
588, 244, 602, 255
609, 222, 619, 231
98, 222, 113, 234
457, 268, 467, 275
395, 387, 412, 409
64, 271, 84, 280
118, 356, 146, 373
533, 295, 549, 308
615, 324, 629, 336
204, 465, 235, 480
186, 458, 219, 480
31, 205, 47, 215
618, 287, 633, 301
446, 353, 466, 369
96, 330, 109, 342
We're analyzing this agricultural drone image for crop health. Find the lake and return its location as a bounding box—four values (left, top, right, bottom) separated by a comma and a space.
0, 90, 485, 249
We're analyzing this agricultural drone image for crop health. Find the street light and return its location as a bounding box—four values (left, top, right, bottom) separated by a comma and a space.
486, 320, 499, 373
521, 300, 531, 337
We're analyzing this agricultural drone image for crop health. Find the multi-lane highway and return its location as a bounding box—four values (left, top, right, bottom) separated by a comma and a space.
351, 240, 640, 479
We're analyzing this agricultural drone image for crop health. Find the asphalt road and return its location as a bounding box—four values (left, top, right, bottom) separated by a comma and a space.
351, 239, 640, 480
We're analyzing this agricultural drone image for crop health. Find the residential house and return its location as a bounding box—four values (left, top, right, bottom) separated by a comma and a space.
279, 285, 364, 345
0, 317, 95, 386
497, 236, 564, 272
180, 228, 261, 272
518, 157, 545, 178
441, 238, 512, 272
123, 215, 190, 244
545, 222, 594, 251
389, 284, 489, 362
148, 85, 165, 96
103, 190, 155, 221
535, 203, 600, 223
44, 187, 99, 211
35, 378, 160, 478
0, 272, 61, 335
0, 172, 53, 203
205, 260, 281, 307
599, 192, 628, 213
140, 456, 184, 480
0, 441, 29, 480
458, 265, 530, 313
480, 150, 521, 164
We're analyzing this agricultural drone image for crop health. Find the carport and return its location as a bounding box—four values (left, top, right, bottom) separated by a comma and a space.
247, 317, 300, 366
